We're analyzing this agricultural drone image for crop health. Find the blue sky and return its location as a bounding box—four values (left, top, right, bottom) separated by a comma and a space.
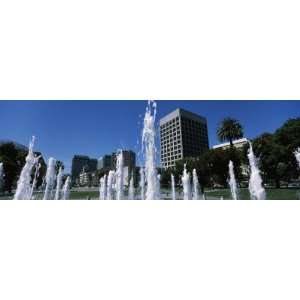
0, 100, 299, 172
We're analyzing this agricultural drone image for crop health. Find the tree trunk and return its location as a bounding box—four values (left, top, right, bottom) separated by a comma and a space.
275, 179, 280, 189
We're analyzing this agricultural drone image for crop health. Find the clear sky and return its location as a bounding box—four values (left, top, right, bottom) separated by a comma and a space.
0, 100, 299, 172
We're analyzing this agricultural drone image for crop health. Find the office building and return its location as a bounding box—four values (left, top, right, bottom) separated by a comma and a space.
112, 150, 136, 173
97, 155, 112, 170
160, 108, 209, 169
71, 155, 97, 184
88, 158, 97, 172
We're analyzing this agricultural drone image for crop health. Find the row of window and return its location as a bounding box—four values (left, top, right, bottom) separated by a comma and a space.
161, 144, 182, 152
161, 138, 181, 146
161, 149, 182, 157
162, 155, 182, 162
160, 117, 180, 128
160, 130, 181, 139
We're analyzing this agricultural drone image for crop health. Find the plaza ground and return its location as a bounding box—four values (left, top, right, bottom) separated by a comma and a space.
1, 188, 300, 200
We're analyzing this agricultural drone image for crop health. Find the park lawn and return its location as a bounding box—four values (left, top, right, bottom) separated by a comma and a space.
205, 188, 300, 200
1, 188, 299, 200
69, 191, 99, 200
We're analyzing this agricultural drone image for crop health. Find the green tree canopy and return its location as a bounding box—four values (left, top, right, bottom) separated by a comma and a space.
250, 132, 298, 187
217, 118, 244, 147
0, 143, 47, 193
0, 143, 20, 193
274, 118, 300, 151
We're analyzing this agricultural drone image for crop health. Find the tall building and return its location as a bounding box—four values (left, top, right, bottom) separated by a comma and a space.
71, 155, 97, 184
97, 155, 112, 170
88, 158, 97, 172
112, 150, 136, 173
159, 108, 209, 169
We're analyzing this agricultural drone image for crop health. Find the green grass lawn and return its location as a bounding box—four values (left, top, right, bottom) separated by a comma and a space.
53, 188, 300, 200
205, 188, 300, 200
69, 191, 99, 200
1, 188, 299, 200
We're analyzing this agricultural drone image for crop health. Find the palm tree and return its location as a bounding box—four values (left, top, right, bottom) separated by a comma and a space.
217, 118, 244, 147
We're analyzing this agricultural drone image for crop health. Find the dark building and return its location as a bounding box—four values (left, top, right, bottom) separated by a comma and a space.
97, 155, 112, 171
88, 158, 97, 172
159, 108, 209, 169
111, 150, 136, 173
71, 155, 97, 184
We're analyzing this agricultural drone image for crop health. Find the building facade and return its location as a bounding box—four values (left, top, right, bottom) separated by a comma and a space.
160, 108, 209, 169
79, 171, 91, 186
71, 155, 97, 184
88, 158, 97, 172
112, 150, 136, 173
212, 138, 249, 151
97, 155, 112, 170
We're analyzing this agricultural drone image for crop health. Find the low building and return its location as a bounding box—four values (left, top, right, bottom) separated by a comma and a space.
212, 138, 249, 151
79, 171, 91, 186
90, 172, 99, 186
213, 138, 250, 177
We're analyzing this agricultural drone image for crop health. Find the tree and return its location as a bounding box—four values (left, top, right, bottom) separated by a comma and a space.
34, 153, 47, 189
173, 150, 242, 191
0, 143, 19, 193
203, 148, 243, 188
160, 168, 173, 188
251, 133, 297, 188
274, 118, 300, 152
55, 160, 65, 173
217, 118, 244, 147
0, 143, 48, 193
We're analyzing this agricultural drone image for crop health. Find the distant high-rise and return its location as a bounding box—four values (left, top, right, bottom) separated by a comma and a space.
71, 155, 97, 183
97, 155, 112, 170
112, 150, 136, 173
159, 108, 209, 169
88, 158, 97, 172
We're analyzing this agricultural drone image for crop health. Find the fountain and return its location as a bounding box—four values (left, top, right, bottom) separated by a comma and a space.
106, 170, 115, 200
62, 176, 71, 200
171, 174, 176, 200
192, 169, 201, 200
43, 157, 57, 200
0, 162, 4, 192
29, 163, 41, 200
9, 101, 300, 201
295, 148, 300, 169
14, 136, 39, 200
54, 167, 63, 200
116, 151, 124, 200
228, 160, 238, 200
142, 101, 159, 200
128, 173, 135, 199
182, 164, 192, 200
139, 167, 145, 200
156, 174, 161, 200
247, 143, 266, 200
99, 175, 107, 200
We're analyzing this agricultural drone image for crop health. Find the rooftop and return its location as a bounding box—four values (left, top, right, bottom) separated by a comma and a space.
212, 138, 249, 149
159, 108, 207, 125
